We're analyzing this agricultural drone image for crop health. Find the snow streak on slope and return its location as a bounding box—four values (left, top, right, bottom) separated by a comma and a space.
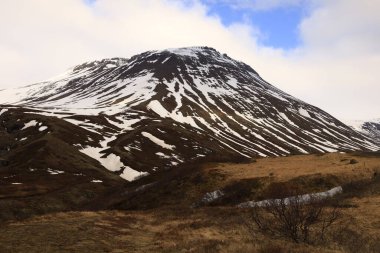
344, 118, 380, 144
0, 47, 378, 180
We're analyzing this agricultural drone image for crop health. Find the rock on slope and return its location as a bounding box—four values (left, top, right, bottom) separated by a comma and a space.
0, 47, 378, 182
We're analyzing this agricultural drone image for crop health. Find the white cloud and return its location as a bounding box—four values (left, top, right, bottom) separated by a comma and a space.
270, 0, 380, 120
0, 0, 379, 120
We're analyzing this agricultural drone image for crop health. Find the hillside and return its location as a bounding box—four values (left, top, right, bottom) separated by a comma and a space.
0, 47, 378, 184
344, 119, 380, 144
1, 47, 380, 252
1, 152, 379, 253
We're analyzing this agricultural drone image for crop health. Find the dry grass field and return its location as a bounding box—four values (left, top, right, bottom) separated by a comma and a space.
205, 152, 378, 183
0, 152, 379, 252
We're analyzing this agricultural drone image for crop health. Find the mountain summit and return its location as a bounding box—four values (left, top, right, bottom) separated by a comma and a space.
0, 47, 378, 181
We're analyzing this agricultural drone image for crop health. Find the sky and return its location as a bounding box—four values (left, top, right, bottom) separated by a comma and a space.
0, 0, 379, 120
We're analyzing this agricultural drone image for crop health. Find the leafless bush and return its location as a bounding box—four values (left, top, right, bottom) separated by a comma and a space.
248, 185, 340, 244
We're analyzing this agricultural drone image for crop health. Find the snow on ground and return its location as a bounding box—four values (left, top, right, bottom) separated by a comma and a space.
226, 76, 239, 89
200, 190, 224, 204
80, 136, 125, 172
238, 186, 343, 208
80, 145, 124, 172
39, 126, 48, 131
156, 152, 171, 159
64, 118, 103, 133
47, 168, 65, 175
279, 113, 298, 127
298, 108, 310, 118
21, 120, 38, 130
80, 136, 148, 181
147, 100, 200, 129
162, 56, 171, 64
0, 47, 376, 168
101, 154, 124, 172
120, 166, 149, 181
0, 108, 8, 116
147, 100, 170, 118
343, 119, 380, 134
142, 131, 175, 150
91, 179, 103, 183
106, 116, 141, 131
24, 110, 72, 119
166, 47, 199, 58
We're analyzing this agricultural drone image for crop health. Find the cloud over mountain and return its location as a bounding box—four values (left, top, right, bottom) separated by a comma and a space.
0, 0, 379, 119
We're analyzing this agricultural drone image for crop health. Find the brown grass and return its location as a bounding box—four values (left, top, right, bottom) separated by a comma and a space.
0, 152, 379, 252
203, 152, 379, 185
0, 208, 342, 253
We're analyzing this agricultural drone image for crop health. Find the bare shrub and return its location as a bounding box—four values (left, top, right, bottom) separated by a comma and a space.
248, 185, 340, 244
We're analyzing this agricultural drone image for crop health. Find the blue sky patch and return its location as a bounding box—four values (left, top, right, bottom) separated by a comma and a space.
201, 1, 306, 49
84, 0, 305, 50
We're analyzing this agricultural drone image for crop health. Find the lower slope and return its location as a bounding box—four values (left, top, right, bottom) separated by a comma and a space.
1, 153, 380, 253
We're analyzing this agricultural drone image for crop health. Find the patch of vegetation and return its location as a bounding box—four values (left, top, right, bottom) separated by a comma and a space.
333, 223, 380, 253
339, 173, 380, 199
349, 159, 358, 164
215, 178, 264, 205
245, 184, 340, 244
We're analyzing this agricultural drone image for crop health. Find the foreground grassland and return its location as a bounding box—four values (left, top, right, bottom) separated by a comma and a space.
1, 152, 379, 253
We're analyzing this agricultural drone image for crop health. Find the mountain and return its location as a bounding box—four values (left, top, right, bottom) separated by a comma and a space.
0, 46, 378, 185
344, 119, 380, 144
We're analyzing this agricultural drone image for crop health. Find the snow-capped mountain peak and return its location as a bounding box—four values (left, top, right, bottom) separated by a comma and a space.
344, 118, 380, 144
0, 47, 378, 181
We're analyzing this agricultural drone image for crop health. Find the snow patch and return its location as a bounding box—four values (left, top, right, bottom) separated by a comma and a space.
39, 126, 48, 131
156, 152, 171, 159
147, 100, 200, 129
147, 100, 170, 118
22, 120, 38, 130
142, 131, 175, 150
80, 136, 129, 174
82, 148, 125, 172
166, 48, 198, 58
298, 108, 310, 118
279, 113, 298, 127
201, 190, 224, 204
0, 108, 8, 116
238, 186, 343, 208
47, 168, 65, 175
120, 166, 149, 181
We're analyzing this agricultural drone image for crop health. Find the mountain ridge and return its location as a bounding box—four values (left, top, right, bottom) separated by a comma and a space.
344, 118, 380, 144
0, 46, 378, 183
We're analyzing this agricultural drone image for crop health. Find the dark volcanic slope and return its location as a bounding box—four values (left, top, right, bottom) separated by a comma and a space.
0, 47, 378, 182
345, 119, 380, 145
